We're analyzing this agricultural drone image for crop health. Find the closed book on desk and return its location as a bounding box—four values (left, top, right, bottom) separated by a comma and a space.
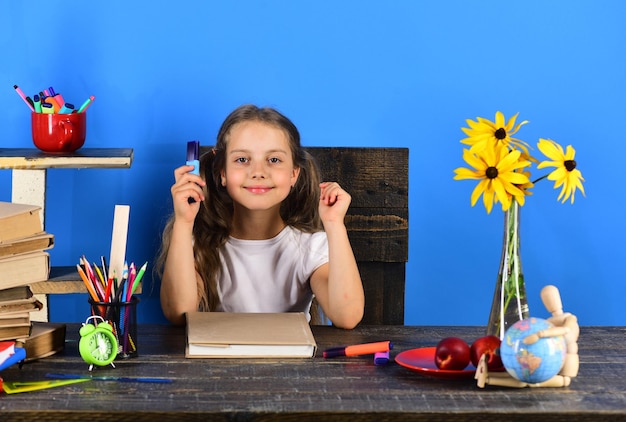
0, 251, 50, 289
0, 232, 54, 259
15, 321, 66, 362
0, 202, 43, 243
185, 312, 317, 358
0, 322, 31, 341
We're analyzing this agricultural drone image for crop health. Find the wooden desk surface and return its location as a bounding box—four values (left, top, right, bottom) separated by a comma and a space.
1, 324, 624, 421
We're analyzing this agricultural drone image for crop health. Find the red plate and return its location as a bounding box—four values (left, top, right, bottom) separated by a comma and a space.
395, 347, 476, 380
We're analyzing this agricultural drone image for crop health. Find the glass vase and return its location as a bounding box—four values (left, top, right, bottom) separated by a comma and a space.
486, 197, 530, 339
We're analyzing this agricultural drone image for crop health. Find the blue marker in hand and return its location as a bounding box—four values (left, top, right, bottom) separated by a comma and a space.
186, 140, 200, 175
186, 140, 200, 204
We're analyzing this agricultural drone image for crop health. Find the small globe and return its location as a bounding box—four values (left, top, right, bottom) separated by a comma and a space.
500, 317, 567, 384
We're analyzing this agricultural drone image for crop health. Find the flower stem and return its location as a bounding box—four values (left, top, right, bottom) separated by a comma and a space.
486, 197, 530, 338
531, 174, 549, 184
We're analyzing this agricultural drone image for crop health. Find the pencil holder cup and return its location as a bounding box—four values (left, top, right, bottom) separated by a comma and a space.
88, 296, 140, 359
31, 111, 86, 153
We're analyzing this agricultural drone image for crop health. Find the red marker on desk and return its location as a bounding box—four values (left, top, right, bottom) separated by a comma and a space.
323, 341, 393, 358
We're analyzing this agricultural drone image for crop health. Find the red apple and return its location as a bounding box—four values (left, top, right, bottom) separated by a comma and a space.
435, 337, 471, 370
470, 335, 504, 371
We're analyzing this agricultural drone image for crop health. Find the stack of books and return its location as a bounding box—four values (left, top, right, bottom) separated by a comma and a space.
0, 201, 53, 342
0, 285, 43, 341
0, 321, 66, 369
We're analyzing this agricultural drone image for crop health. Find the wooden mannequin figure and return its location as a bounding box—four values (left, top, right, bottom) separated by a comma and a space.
475, 285, 580, 388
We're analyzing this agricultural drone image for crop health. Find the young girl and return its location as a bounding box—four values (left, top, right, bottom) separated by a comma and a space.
156, 105, 364, 329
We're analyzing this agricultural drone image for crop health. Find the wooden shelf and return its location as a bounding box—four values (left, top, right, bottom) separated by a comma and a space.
30, 266, 142, 295
1, 147, 135, 320
0, 148, 133, 169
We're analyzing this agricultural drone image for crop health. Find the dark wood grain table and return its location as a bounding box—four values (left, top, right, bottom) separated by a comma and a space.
0, 324, 624, 421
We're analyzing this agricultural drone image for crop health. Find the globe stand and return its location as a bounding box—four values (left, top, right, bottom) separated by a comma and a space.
475, 354, 571, 388
476, 285, 579, 388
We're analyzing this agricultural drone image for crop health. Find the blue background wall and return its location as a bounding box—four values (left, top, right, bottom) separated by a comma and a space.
1, 1, 624, 326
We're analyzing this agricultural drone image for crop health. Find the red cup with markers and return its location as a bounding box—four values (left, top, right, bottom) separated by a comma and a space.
31, 112, 86, 153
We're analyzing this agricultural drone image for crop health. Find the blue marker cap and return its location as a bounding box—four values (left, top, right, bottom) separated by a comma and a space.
41, 102, 54, 114
374, 351, 389, 366
186, 140, 200, 175
58, 103, 75, 114
33, 94, 42, 113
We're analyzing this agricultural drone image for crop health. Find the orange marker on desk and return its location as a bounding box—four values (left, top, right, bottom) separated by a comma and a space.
323, 341, 393, 358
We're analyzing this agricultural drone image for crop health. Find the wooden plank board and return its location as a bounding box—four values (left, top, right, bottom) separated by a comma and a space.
30, 266, 141, 294
359, 262, 405, 325
308, 147, 409, 209
0, 148, 133, 169
197, 146, 409, 325
0, 325, 622, 420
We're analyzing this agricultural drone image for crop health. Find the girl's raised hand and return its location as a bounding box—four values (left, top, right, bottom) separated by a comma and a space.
319, 182, 351, 225
171, 165, 206, 224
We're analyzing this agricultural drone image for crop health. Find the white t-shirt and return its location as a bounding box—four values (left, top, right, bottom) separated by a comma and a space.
215, 226, 328, 319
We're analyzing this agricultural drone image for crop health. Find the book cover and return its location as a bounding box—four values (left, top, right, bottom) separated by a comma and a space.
0, 323, 31, 341
0, 296, 43, 315
0, 347, 26, 371
0, 312, 31, 326
15, 321, 66, 362
0, 340, 15, 362
0, 285, 41, 316
0, 232, 54, 258
0, 285, 34, 302
185, 312, 317, 358
0, 251, 50, 290
0, 202, 43, 243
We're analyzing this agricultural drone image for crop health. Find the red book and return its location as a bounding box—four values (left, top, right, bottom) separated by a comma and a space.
1, 341, 16, 365
0, 347, 25, 371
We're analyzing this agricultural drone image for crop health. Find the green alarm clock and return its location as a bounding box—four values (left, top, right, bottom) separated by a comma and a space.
79, 316, 118, 370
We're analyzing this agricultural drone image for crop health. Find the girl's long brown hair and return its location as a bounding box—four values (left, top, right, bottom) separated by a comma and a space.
155, 105, 323, 313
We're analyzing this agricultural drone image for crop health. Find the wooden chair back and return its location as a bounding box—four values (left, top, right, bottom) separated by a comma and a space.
200, 146, 409, 325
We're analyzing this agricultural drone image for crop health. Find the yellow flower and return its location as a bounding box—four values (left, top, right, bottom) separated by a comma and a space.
461, 111, 531, 156
454, 142, 531, 214
537, 138, 586, 203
